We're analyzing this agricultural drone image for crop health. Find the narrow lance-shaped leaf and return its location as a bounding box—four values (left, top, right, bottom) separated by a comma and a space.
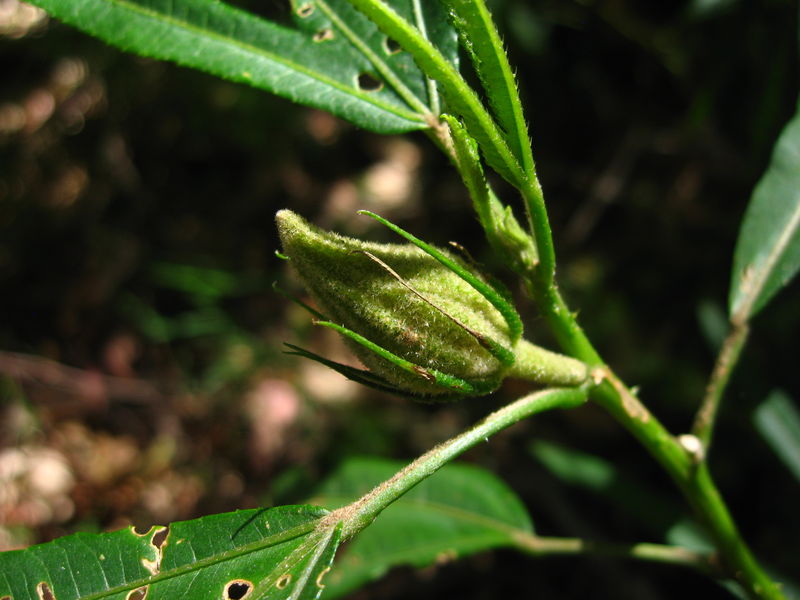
729, 98, 800, 321
310, 458, 534, 599
26, 0, 458, 134
442, 0, 535, 177
0, 505, 341, 600
754, 389, 800, 483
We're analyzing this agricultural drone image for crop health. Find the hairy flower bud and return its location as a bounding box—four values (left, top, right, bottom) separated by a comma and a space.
276, 210, 587, 399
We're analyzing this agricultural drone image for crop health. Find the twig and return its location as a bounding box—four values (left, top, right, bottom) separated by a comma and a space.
0, 350, 161, 403
692, 322, 750, 449
331, 387, 588, 540
530, 286, 782, 599
513, 533, 719, 577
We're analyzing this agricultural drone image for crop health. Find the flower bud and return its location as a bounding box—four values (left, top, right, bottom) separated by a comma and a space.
277, 210, 589, 399
276, 210, 519, 398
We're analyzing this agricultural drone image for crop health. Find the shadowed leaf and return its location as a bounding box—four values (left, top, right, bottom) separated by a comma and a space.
754, 389, 800, 483
310, 457, 532, 599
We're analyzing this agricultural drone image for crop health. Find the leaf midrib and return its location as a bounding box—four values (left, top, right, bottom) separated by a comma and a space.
735, 191, 800, 320
76, 518, 319, 600
317, 494, 531, 538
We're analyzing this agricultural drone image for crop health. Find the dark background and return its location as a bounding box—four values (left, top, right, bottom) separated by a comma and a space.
1, 0, 798, 598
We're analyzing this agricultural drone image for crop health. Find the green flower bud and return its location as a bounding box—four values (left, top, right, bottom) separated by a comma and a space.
276, 210, 587, 399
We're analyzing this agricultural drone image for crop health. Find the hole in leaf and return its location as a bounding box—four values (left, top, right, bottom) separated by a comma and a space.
126, 587, 148, 600
152, 526, 169, 549
275, 574, 292, 590
296, 2, 314, 18
36, 583, 55, 600
224, 580, 252, 600
312, 28, 334, 42
384, 37, 402, 55
357, 73, 383, 92
316, 567, 331, 589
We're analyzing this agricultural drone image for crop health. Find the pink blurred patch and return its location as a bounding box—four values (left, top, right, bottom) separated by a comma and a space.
245, 379, 300, 471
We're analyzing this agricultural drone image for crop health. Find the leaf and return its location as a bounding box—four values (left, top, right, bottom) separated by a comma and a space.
26, 0, 459, 134
729, 99, 800, 320
442, 0, 535, 176
310, 457, 533, 599
754, 389, 800, 483
696, 299, 728, 353
0, 504, 342, 600
346, 0, 527, 188
529, 440, 680, 534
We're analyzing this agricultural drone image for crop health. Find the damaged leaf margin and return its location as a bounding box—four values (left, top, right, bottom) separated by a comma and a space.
0, 505, 337, 600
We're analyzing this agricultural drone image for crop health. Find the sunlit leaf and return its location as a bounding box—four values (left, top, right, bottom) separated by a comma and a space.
26, 0, 458, 134
729, 99, 800, 320
0, 505, 340, 600
442, 0, 534, 175
310, 457, 532, 599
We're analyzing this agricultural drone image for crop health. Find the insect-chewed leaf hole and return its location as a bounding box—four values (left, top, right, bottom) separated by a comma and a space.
357, 73, 383, 92
151, 526, 169, 549
313, 28, 334, 42
296, 2, 314, 18
126, 586, 148, 600
275, 573, 292, 590
384, 37, 402, 55
316, 567, 332, 589
223, 580, 253, 600
36, 583, 54, 600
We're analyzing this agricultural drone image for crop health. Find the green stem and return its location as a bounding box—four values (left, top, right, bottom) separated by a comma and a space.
527, 278, 602, 364
509, 339, 588, 387
328, 384, 716, 581
520, 176, 556, 283
692, 322, 750, 449
530, 284, 783, 600
687, 462, 783, 599
513, 534, 718, 577
335, 387, 588, 540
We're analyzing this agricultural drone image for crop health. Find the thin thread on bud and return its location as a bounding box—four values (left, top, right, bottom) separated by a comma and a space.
354, 250, 492, 350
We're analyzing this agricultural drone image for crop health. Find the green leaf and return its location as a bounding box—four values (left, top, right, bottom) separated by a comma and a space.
27, 0, 458, 134
696, 299, 728, 353
148, 263, 259, 301
0, 504, 342, 600
310, 457, 533, 599
529, 440, 680, 534
441, 0, 535, 177
754, 389, 800, 483
346, 0, 527, 188
729, 99, 800, 320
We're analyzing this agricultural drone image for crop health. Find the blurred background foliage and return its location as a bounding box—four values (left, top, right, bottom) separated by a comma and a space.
1, 0, 798, 597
